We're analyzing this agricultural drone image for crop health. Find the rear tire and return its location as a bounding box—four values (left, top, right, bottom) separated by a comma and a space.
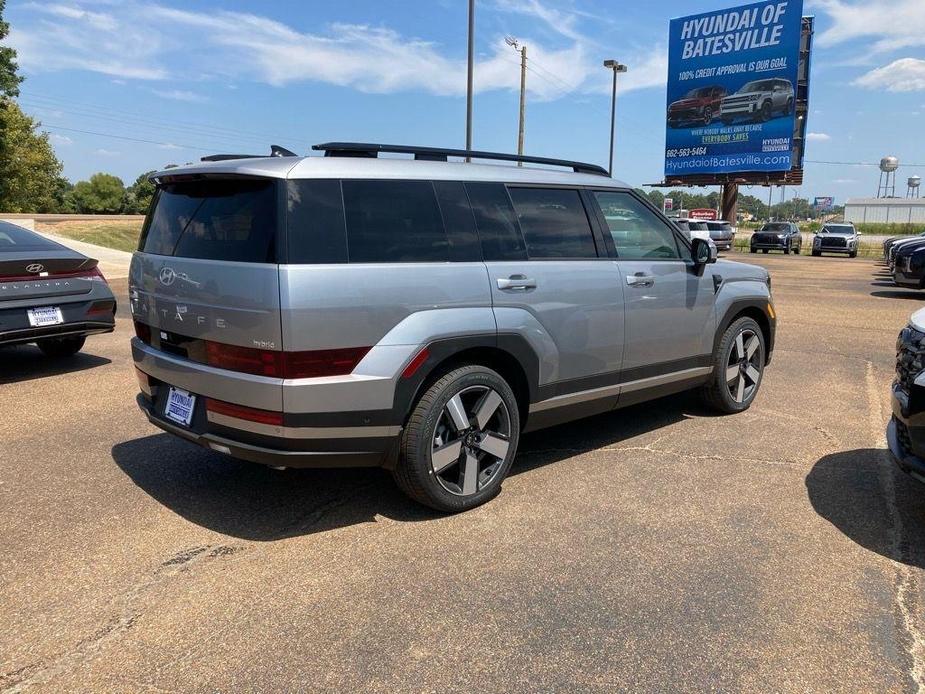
393, 365, 520, 513
36, 336, 85, 357
702, 317, 766, 414
750, 247, 757, 254
849, 250, 857, 258
812, 250, 821, 257
762, 249, 769, 254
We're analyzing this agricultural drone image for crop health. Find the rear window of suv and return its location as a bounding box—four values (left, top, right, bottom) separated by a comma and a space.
140, 178, 277, 263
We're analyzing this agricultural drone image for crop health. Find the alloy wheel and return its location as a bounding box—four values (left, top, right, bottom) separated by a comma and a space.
725, 328, 762, 404
430, 385, 512, 496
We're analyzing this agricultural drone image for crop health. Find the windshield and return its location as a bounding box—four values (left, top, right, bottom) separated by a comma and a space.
741, 80, 772, 93
821, 225, 853, 234
687, 222, 709, 231
706, 222, 731, 230
0, 221, 63, 252
139, 178, 278, 263
685, 87, 712, 98
761, 223, 789, 232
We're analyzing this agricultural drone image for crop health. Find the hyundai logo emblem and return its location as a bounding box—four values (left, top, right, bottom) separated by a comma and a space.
159, 267, 177, 286
25, 263, 44, 274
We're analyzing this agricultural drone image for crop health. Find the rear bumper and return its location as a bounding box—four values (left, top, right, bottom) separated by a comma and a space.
0, 320, 114, 346
751, 242, 788, 250
0, 283, 116, 346
137, 393, 398, 469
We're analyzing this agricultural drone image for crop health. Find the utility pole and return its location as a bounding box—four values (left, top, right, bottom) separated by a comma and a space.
506, 37, 527, 164
465, 0, 475, 160
602, 60, 627, 177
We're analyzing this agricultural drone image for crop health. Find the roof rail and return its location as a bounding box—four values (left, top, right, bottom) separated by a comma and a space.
312, 142, 609, 176
201, 144, 298, 162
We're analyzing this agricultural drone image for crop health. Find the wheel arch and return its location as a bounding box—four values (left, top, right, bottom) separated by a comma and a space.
392, 334, 540, 432
714, 300, 775, 364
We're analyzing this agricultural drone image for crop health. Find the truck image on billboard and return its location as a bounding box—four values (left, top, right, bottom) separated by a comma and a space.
664, 0, 804, 177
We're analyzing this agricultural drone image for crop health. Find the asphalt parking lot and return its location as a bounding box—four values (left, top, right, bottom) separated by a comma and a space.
3, 253, 925, 692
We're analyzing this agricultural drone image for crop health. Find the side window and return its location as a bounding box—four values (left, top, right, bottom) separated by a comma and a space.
592, 191, 682, 260
433, 180, 482, 262
465, 182, 527, 261
287, 180, 348, 264
507, 187, 598, 259
342, 180, 448, 263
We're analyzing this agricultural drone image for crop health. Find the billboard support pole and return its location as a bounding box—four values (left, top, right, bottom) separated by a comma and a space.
721, 183, 738, 225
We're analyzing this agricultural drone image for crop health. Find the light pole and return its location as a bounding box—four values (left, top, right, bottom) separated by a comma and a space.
505, 36, 527, 164
603, 60, 627, 177
466, 0, 475, 158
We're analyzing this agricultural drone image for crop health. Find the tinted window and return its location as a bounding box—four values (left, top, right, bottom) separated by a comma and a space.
287, 180, 348, 264
140, 179, 277, 263
0, 221, 61, 251
761, 223, 789, 232
433, 181, 482, 262
508, 187, 597, 259
465, 182, 527, 261
593, 192, 681, 260
342, 180, 448, 263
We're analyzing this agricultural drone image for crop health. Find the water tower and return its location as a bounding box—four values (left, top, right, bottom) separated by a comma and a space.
908, 175, 922, 199
878, 156, 899, 198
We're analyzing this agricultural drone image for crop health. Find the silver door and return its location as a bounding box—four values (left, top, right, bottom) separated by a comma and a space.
479, 185, 625, 388
590, 190, 715, 374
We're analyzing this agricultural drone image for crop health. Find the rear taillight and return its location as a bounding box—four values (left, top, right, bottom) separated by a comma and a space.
134, 321, 151, 344
135, 367, 153, 395
205, 398, 283, 426
87, 299, 116, 316
204, 342, 370, 379
0, 266, 107, 283
79, 267, 108, 283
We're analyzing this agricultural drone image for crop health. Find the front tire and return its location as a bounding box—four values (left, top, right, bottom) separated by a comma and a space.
702, 317, 766, 414
812, 250, 821, 257
36, 336, 86, 357
393, 365, 520, 513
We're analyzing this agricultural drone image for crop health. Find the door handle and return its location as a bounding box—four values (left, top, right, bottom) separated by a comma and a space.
497, 276, 536, 290
626, 273, 654, 288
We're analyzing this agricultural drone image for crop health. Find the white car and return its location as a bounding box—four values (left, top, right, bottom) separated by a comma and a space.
720, 78, 795, 125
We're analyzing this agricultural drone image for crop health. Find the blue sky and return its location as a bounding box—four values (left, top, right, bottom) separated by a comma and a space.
5, 0, 925, 201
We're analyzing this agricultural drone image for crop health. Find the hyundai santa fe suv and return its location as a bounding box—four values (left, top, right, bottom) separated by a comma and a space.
130, 142, 776, 512
720, 78, 794, 125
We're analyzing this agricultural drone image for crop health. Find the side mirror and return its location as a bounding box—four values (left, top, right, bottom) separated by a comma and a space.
692, 237, 718, 265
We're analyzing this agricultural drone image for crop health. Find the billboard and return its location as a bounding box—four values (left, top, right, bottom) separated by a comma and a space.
664, 0, 804, 178
814, 196, 834, 210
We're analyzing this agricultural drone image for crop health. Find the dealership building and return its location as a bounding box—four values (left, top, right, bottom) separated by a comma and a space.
844, 198, 925, 224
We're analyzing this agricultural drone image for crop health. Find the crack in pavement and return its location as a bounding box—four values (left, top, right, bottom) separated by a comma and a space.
866, 361, 925, 693
1, 544, 241, 693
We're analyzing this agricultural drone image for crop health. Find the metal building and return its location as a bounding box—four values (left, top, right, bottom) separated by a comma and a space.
844, 198, 925, 224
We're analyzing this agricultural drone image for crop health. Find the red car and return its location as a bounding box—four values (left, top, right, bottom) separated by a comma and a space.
667, 85, 727, 128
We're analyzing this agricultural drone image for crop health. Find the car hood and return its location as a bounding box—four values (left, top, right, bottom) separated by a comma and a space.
910, 307, 925, 334
895, 239, 925, 256
816, 232, 854, 238
714, 259, 769, 284
670, 98, 701, 109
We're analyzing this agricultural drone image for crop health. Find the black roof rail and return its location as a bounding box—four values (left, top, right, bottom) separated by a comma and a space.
312, 142, 609, 176
200, 144, 298, 162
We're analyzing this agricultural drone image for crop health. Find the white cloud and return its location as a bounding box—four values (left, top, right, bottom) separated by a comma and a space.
811, 0, 925, 51
832, 179, 856, 184
854, 58, 925, 92
151, 89, 208, 103
806, 132, 832, 141
157, 143, 182, 150
94, 148, 120, 157
49, 133, 73, 145
8, 1, 663, 101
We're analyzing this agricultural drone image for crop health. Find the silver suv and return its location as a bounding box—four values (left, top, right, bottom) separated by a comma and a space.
720, 78, 794, 125
130, 143, 776, 512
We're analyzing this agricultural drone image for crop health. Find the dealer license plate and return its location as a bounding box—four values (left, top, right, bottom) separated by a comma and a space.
27, 306, 63, 327
165, 387, 196, 427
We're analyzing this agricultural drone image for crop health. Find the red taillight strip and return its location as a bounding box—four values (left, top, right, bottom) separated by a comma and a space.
205, 341, 371, 379
205, 398, 283, 426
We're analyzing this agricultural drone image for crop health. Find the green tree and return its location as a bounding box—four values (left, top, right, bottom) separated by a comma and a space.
0, 102, 67, 212
0, 0, 22, 98
124, 171, 155, 214
69, 173, 125, 213
645, 190, 664, 209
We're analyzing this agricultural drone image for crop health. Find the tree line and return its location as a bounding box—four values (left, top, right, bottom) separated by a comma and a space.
634, 188, 843, 222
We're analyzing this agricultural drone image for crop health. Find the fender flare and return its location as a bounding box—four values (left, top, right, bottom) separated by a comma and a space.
713, 298, 776, 360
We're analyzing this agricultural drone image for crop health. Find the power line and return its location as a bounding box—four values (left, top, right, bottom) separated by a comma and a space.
805, 159, 925, 167
38, 124, 212, 152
